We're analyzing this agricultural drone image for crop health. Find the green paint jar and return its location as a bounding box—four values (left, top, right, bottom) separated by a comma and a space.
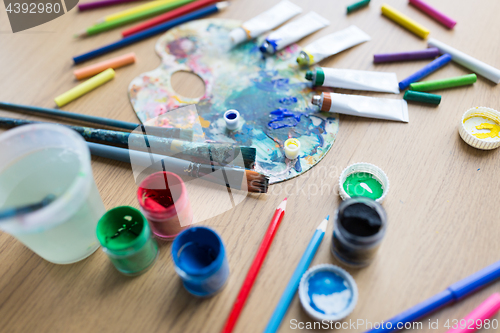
339, 163, 389, 203
97, 206, 158, 276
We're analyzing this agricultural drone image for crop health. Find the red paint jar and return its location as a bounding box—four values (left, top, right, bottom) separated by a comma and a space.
137, 171, 192, 240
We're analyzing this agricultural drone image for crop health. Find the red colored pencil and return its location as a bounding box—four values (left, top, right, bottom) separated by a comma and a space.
121, 0, 220, 37
221, 198, 287, 333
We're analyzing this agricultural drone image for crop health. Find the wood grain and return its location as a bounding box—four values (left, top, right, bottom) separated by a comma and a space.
1, 0, 500, 332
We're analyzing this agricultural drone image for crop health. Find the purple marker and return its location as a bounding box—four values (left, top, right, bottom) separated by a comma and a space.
374, 48, 439, 63
399, 53, 452, 90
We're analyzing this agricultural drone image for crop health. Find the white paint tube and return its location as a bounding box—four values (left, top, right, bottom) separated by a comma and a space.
311, 92, 409, 122
229, 0, 302, 46
297, 26, 371, 66
305, 68, 400, 94
259, 11, 330, 55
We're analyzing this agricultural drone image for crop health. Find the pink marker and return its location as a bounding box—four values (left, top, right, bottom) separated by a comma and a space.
446, 293, 500, 333
409, 0, 457, 29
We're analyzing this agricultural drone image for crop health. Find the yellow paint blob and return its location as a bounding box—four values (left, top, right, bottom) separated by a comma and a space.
198, 116, 210, 128
474, 123, 500, 139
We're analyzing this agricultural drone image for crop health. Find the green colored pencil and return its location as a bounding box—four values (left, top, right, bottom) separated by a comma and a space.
75, 0, 194, 37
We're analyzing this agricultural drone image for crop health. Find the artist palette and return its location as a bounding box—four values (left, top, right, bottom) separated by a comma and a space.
128, 19, 339, 183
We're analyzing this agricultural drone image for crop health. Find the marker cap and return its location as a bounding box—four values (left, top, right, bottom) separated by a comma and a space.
229, 27, 248, 45
299, 264, 358, 322
459, 107, 500, 150
339, 162, 389, 203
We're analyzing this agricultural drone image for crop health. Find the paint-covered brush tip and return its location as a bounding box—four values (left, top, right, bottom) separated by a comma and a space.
326, 215, 330, 220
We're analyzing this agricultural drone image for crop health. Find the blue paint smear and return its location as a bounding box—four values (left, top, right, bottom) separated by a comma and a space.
294, 159, 302, 172
268, 108, 306, 129
307, 271, 353, 315
279, 97, 298, 105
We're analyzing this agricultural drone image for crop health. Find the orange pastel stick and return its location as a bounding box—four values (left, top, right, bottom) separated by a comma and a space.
73, 52, 136, 80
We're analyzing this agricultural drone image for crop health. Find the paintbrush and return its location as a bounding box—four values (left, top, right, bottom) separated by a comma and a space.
0, 195, 56, 220
0, 117, 256, 169
88, 142, 269, 193
0, 101, 193, 141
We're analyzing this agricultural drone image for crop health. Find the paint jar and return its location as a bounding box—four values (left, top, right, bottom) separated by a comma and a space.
459, 107, 500, 150
339, 162, 389, 203
0, 124, 105, 264
332, 197, 387, 267
96, 206, 158, 276
137, 171, 192, 240
299, 264, 358, 321
284, 138, 301, 160
224, 109, 240, 130
171, 226, 229, 297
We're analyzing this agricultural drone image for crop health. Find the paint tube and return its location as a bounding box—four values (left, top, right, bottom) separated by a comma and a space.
260, 11, 330, 55
311, 92, 409, 122
297, 26, 370, 66
229, 0, 302, 46
305, 68, 400, 94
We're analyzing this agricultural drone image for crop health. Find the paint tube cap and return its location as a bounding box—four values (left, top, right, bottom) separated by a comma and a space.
459, 107, 500, 150
229, 27, 248, 45
299, 264, 358, 322
297, 51, 313, 67
339, 162, 389, 203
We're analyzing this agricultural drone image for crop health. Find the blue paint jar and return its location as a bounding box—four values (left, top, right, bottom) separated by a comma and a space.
171, 226, 229, 297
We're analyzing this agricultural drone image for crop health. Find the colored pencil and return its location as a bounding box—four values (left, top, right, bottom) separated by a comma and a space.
76, 0, 194, 37
98, 0, 177, 23
0, 101, 193, 140
73, 2, 228, 64
122, 0, 218, 37
78, 0, 140, 12
221, 198, 288, 333
263, 215, 329, 333
365, 260, 500, 333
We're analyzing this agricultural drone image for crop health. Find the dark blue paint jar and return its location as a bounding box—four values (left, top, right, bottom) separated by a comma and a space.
171, 226, 229, 297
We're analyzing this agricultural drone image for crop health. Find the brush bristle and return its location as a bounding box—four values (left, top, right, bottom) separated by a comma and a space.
244, 170, 269, 193
241, 147, 256, 169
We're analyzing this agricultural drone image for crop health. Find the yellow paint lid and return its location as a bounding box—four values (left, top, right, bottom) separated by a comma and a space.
459, 107, 500, 150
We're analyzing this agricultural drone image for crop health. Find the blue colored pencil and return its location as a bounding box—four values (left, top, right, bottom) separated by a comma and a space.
263, 215, 329, 333
398, 53, 452, 90
73, 2, 228, 64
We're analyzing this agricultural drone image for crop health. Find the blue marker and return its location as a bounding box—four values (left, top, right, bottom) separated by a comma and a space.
365, 260, 500, 333
398, 53, 452, 90
264, 215, 329, 333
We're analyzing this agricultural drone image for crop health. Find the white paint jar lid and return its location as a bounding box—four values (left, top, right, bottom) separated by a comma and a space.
459, 107, 500, 150
299, 264, 358, 322
284, 138, 301, 160
338, 162, 389, 204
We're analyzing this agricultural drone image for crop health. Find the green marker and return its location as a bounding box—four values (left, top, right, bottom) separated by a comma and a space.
343, 172, 384, 201
96, 206, 158, 276
403, 90, 441, 105
76, 0, 194, 37
409, 73, 477, 92
305, 68, 325, 86
347, 0, 370, 14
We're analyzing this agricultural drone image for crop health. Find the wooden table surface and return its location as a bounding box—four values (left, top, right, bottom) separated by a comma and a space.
1, 0, 500, 332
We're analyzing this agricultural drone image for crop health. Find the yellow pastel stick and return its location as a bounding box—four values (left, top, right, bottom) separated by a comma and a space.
381, 3, 430, 39
101, 0, 177, 23
55, 68, 115, 107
